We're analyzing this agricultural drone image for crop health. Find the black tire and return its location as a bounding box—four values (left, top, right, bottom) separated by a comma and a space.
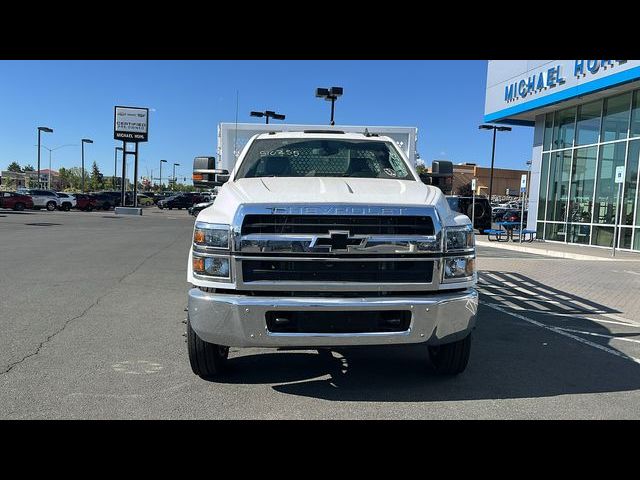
103, 203, 110, 211
62, 203, 71, 211
187, 317, 229, 378
46, 201, 56, 211
428, 334, 472, 375
14, 203, 25, 211
168, 207, 173, 210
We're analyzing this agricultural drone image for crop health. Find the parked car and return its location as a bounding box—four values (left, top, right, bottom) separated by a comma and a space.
19, 189, 60, 211
151, 192, 174, 204
99, 191, 123, 208
89, 193, 114, 210
497, 209, 528, 224
136, 193, 154, 206
446, 196, 492, 234
55, 192, 76, 211
72, 193, 97, 211
188, 197, 215, 216
0, 191, 34, 211
158, 193, 205, 210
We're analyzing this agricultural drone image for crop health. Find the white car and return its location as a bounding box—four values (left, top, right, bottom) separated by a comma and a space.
20, 189, 61, 211
55, 192, 77, 211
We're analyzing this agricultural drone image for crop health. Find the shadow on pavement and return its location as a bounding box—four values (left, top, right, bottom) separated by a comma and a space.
205, 271, 640, 403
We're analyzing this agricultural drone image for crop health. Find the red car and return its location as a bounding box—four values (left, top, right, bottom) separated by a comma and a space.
72, 193, 98, 211
0, 191, 34, 211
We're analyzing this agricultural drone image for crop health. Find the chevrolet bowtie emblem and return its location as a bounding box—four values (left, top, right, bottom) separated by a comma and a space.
309, 231, 367, 252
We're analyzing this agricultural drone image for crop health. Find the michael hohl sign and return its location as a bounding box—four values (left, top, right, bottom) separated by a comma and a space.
114, 106, 149, 142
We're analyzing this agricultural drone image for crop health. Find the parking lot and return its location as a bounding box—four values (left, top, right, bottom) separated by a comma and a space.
1, 209, 640, 419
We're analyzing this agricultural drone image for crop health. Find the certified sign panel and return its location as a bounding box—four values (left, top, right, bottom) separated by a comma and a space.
114, 106, 149, 142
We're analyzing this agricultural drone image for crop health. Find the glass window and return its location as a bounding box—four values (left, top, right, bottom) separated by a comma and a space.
592, 226, 615, 247
552, 107, 576, 150
545, 222, 567, 242
635, 229, 640, 251
546, 150, 571, 222
568, 146, 597, 224
575, 100, 602, 146
624, 140, 640, 226
619, 227, 633, 249
601, 93, 631, 142
536, 222, 545, 239
543, 113, 553, 151
537, 153, 550, 221
630, 90, 640, 138
594, 142, 626, 224
568, 224, 590, 244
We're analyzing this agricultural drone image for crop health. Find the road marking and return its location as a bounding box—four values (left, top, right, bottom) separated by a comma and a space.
485, 303, 640, 365
112, 360, 163, 374
554, 327, 640, 344
489, 306, 640, 327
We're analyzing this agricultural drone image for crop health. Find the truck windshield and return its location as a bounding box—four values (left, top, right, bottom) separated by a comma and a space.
235, 138, 415, 180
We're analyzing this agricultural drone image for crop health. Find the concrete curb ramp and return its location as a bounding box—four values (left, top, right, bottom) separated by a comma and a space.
476, 239, 640, 262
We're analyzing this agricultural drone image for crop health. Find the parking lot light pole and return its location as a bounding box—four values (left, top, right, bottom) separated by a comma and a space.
37, 144, 76, 190
81, 138, 93, 193
37, 127, 53, 187
159, 159, 167, 189
250, 110, 286, 124
479, 124, 511, 205
173, 163, 180, 191
114, 147, 123, 189
315, 87, 343, 126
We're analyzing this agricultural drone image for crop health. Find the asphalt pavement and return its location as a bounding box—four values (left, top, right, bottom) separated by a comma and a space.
1, 209, 639, 419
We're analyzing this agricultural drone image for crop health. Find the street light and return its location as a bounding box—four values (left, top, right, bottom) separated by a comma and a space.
250, 110, 286, 124
81, 138, 93, 193
159, 159, 167, 189
315, 87, 343, 126
114, 146, 123, 189
37, 144, 76, 190
37, 126, 53, 186
479, 124, 511, 204
173, 163, 180, 191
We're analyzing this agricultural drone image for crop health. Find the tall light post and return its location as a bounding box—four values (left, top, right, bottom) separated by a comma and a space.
37, 144, 76, 190
114, 146, 123, 189
37, 126, 53, 187
479, 124, 511, 204
250, 110, 286, 124
81, 138, 93, 193
159, 159, 167, 190
315, 87, 343, 126
173, 163, 180, 191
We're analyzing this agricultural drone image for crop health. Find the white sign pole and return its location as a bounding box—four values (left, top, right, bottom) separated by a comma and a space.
613, 165, 625, 257
519, 174, 527, 243
471, 178, 477, 231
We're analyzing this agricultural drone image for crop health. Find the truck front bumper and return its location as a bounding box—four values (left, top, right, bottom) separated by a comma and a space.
188, 288, 478, 348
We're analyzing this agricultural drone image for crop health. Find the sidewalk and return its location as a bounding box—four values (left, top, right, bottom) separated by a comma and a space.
476, 237, 640, 261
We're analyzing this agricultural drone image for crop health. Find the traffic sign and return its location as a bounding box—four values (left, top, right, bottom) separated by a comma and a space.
615, 166, 625, 183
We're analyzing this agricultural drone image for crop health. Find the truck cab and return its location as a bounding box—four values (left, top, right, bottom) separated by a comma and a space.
187, 129, 477, 378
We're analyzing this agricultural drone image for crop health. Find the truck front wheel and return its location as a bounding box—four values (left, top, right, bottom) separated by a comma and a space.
428, 334, 471, 375
187, 317, 229, 378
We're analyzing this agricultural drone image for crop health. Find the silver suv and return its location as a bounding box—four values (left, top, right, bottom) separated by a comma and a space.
19, 189, 60, 211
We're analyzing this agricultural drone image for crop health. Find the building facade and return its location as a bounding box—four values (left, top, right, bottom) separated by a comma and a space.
485, 60, 640, 252
450, 164, 529, 198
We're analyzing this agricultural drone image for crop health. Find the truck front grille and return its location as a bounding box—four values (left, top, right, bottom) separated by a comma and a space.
265, 310, 411, 333
241, 214, 434, 236
242, 259, 434, 283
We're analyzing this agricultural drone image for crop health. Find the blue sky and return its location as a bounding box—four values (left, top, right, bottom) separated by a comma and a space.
0, 60, 533, 183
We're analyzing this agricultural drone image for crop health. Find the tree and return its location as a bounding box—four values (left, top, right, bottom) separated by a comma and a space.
23, 164, 34, 172
90, 161, 103, 191
7, 162, 22, 172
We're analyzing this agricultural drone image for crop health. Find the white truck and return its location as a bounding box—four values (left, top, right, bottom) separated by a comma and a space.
187, 125, 477, 378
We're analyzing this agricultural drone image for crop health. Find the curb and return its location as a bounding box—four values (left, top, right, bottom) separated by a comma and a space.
476, 239, 640, 262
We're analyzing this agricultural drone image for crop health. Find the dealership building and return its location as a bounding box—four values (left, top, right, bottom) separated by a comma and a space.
485, 60, 640, 252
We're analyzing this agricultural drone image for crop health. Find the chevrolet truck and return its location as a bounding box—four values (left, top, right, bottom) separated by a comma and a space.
187, 128, 477, 378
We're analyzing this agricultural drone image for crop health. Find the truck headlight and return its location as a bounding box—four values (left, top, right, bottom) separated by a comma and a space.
445, 224, 474, 252
192, 254, 231, 280
194, 222, 231, 250
443, 256, 475, 281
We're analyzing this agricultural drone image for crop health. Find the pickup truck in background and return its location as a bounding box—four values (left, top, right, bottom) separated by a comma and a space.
186, 127, 477, 379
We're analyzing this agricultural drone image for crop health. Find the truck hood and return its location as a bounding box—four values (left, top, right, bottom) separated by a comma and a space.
232, 177, 438, 205
196, 176, 465, 226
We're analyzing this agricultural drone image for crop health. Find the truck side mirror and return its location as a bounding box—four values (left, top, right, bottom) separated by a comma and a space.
216, 171, 230, 184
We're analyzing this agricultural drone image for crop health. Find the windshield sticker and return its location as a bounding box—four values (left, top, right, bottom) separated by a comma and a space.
383, 168, 397, 177
259, 149, 300, 157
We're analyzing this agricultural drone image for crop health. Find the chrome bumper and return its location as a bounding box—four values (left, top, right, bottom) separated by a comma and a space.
188, 288, 478, 348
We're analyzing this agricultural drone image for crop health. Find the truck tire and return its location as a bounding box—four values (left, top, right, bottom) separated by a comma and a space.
428, 334, 471, 375
46, 201, 56, 211
187, 317, 229, 378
